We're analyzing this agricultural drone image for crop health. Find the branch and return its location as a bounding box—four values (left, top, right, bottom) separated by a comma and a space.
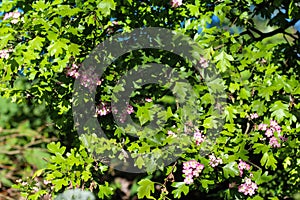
242, 19, 298, 41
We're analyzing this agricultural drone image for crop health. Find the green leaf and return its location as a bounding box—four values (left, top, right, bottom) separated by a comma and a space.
186, 4, 200, 17
98, 182, 114, 198
136, 106, 151, 126
240, 70, 251, 81
97, 0, 116, 16
137, 179, 155, 199
224, 105, 237, 123
32, 1, 49, 11
136, 156, 144, 169
203, 116, 218, 129
52, 178, 68, 192
252, 170, 273, 185
68, 43, 81, 55
28, 36, 45, 51
251, 195, 264, 200
269, 101, 289, 122
47, 39, 69, 57
24, 148, 50, 169
81, 171, 91, 182
261, 152, 277, 170
171, 182, 189, 199
253, 143, 269, 154
47, 142, 66, 155
200, 179, 215, 189
223, 161, 239, 178
239, 87, 251, 100
214, 51, 234, 72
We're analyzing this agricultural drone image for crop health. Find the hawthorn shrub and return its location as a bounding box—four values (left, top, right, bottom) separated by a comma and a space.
1, 0, 300, 199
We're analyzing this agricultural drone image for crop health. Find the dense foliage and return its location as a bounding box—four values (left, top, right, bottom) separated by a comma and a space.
1, 0, 300, 199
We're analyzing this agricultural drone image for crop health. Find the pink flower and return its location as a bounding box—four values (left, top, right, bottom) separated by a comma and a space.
238, 178, 258, 196
270, 119, 278, 127
265, 128, 273, 137
257, 123, 268, 131
209, 154, 222, 167
170, 0, 183, 8
3, 13, 12, 20
3, 11, 21, 24
199, 56, 209, 68
12, 11, 21, 18
112, 21, 119, 25
238, 159, 251, 177
193, 129, 205, 145
0, 49, 10, 59
127, 105, 134, 114
11, 19, 18, 24
145, 98, 152, 102
183, 175, 194, 184
167, 130, 176, 137
182, 160, 204, 185
96, 102, 111, 116
273, 125, 281, 134
250, 113, 259, 119
269, 136, 280, 148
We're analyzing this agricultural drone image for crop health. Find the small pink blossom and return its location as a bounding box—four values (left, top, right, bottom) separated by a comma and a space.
3, 13, 12, 20
238, 159, 251, 177
269, 136, 280, 148
167, 130, 176, 137
96, 102, 111, 116
182, 160, 204, 185
250, 113, 259, 119
270, 119, 278, 127
238, 178, 258, 196
193, 129, 205, 146
183, 175, 194, 185
209, 154, 222, 168
3, 11, 21, 24
145, 98, 152, 102
127, 105, 134, 114
257, 123, 268, 131
112, 21, 119, 25
170, 0, 183, 8
0, 50, 10, 59
199, 56, 209, 68
265, 128, 273, 137
273, 125, 281, 134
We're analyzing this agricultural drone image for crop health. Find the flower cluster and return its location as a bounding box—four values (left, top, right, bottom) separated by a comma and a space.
3, 11, 21, 24
199, 56, 209, 68
269, 136, 280, 148
96, 103, 134, 118
0, 49, 13, 59
182, 160, 204, 185
238, 159, 250, 177
167, 130, 176, 137
208, 154, 222, 167
66, 63, 102, 91
145, 97, 152, 102
96, 102, 111, 116
127, 105, 134, 115
257, 119, 284, 148
249, 113, 259, 119
193, 129, 205, 145
238, 178, 258, 196
170, 0, 183, 8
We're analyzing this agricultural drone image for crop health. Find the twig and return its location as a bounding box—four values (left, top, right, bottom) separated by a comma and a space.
163, 161, 177, 186
246, 160, 262, 170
